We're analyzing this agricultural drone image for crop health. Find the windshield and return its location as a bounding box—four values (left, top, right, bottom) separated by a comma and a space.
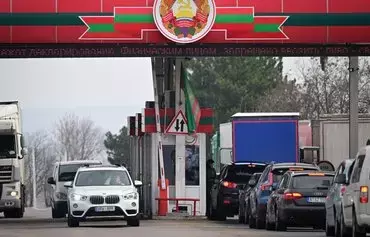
224, 164, 266, 183
75, 170, 131, 186
292, 175, 334, 189
0, 135, 16, 158
272, 167, 318, 183
59, 164, 90, 182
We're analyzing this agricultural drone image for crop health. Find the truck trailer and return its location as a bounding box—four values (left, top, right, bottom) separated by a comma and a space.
0, 101, 27, 218
312, 114, 370, 168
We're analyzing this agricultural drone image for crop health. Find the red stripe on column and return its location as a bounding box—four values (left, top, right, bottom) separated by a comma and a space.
283, 0, 327, 13
328, 0, 370, 13
57, 0, 100, 13
214, 0, 237, 7
0, 26, 10, 43
238, 0, 282, 13
328, 26, 370, 43
115, 7, 153, 15
212, 24, 254, 32
57, 26, 103, 43
12, 0, 56, 13
12, 26, 56, 43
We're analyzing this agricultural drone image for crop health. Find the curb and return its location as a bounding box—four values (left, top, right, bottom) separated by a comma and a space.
0, 218, 66, 224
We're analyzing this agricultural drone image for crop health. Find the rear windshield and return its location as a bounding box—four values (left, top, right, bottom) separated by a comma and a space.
224, 164, 266, 183
272, 167, 318, 183
59, 163, 99, 182
292, 175, 334, 189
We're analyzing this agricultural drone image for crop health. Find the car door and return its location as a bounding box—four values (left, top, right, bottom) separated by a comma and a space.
268, 173, 288, 222
251, 167, 269, 216
50, 163, 58, 205
343, 155, 365, 225
327, 162, 344, 219
211, 166, 226, 208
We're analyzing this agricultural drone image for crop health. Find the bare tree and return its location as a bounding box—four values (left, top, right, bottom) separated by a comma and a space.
53, 113, 104, 161
24, 130, 56, 207
296, 57, 370, 119
256, 75, 303, 114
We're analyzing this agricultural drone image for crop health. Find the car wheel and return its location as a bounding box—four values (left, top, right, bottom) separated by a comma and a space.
275, 209, 286, 231
265, 211, 274, 231
352, 209, 366, 237
339, 211, 350, 237
326, 215, 335, 236
127, 217, 140, 227
67, 212, 79, 227
255, 207, 265, 229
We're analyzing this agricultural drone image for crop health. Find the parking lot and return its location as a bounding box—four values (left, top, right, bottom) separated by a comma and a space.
0, 208, 326, 237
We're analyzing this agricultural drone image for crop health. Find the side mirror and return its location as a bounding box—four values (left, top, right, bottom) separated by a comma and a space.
64, 181, 73, 188
134, 180, 143, 187
21, 148, 28, 156
248, 179, 256, 187
334, 174, 347, 184
47, 177, 56, 185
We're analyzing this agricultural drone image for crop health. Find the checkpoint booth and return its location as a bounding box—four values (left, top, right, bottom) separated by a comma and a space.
127, 104, 214, 217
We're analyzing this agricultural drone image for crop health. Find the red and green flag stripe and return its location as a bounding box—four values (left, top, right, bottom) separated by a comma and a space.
80, 7, 287, 40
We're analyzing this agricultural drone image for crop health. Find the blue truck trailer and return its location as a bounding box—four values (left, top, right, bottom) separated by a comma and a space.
232, 112, 300, 163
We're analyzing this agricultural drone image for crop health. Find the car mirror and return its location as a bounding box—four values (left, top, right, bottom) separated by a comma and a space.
134, 180, 143, 187
334, 174, 347, 184
21, 148, 28, 156
248, 179, 256, 187
64, 181, 73, 188
47, 177, 56, 185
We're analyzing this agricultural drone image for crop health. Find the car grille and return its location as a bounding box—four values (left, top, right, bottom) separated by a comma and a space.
105, 195, 120, 204
0, 166, 12, 182
90, 195, 104, 204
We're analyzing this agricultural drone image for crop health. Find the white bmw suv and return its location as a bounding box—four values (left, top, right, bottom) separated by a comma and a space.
63, 165, 142, 227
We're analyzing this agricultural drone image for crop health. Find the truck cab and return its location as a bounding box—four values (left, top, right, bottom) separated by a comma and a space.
0, 101, 27, 218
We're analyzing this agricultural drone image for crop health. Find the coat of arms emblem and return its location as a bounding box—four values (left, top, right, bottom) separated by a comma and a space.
153, 0, 216, 43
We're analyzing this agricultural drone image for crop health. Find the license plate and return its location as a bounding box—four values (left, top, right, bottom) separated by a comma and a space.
95, 206, 115, 212
307, 197, 326, 203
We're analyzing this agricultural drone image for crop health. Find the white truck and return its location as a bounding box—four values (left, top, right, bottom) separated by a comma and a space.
0, 101, 27, 218
312, 114, 370, 168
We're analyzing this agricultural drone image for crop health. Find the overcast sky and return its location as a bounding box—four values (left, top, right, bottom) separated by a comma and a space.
0, 57, 304, 134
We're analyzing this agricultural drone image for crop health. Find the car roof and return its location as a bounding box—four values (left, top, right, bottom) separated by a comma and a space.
231, 161, 267, 166
77, 165, 128, 172
271, 162, 317, 168
289, 170, 335, 176
58, 160, 102, 165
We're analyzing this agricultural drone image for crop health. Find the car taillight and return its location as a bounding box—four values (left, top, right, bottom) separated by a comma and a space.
283, 192, 302, 200
340, 186, 346, 196
360, 186, 368, 203
223, 181, 237, 188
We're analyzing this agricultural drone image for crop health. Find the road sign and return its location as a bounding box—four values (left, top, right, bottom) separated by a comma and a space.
165, 110, 188, 135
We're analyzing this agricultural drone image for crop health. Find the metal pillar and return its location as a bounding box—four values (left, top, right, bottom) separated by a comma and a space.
349, 56, 359, 158
175, 59, 186, 198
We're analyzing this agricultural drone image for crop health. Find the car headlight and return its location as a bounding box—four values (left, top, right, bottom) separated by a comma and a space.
7, 191, 18, 197
70, 193, 88, 201
123, 192, 138, 200
55, 192, 67, 200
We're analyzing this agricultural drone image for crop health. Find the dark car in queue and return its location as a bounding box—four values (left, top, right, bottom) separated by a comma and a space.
208, 162, 267, 221
265, 170, 334, 231
238, 172, 262, 224
248, 162, 320, 229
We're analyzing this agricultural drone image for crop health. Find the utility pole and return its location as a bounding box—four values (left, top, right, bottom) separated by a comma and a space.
349, 56, 359, 158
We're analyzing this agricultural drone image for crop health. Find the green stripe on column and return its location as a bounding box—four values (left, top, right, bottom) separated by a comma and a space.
114, 14, 153, 23
254, 24, 280, 32
215, 14, 254, 23
88, 24, 114, 32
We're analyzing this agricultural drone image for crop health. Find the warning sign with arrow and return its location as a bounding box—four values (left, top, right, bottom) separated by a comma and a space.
165, 110, 188, 135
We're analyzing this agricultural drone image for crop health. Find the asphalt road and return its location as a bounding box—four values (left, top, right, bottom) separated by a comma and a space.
0, 208, 327, 237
